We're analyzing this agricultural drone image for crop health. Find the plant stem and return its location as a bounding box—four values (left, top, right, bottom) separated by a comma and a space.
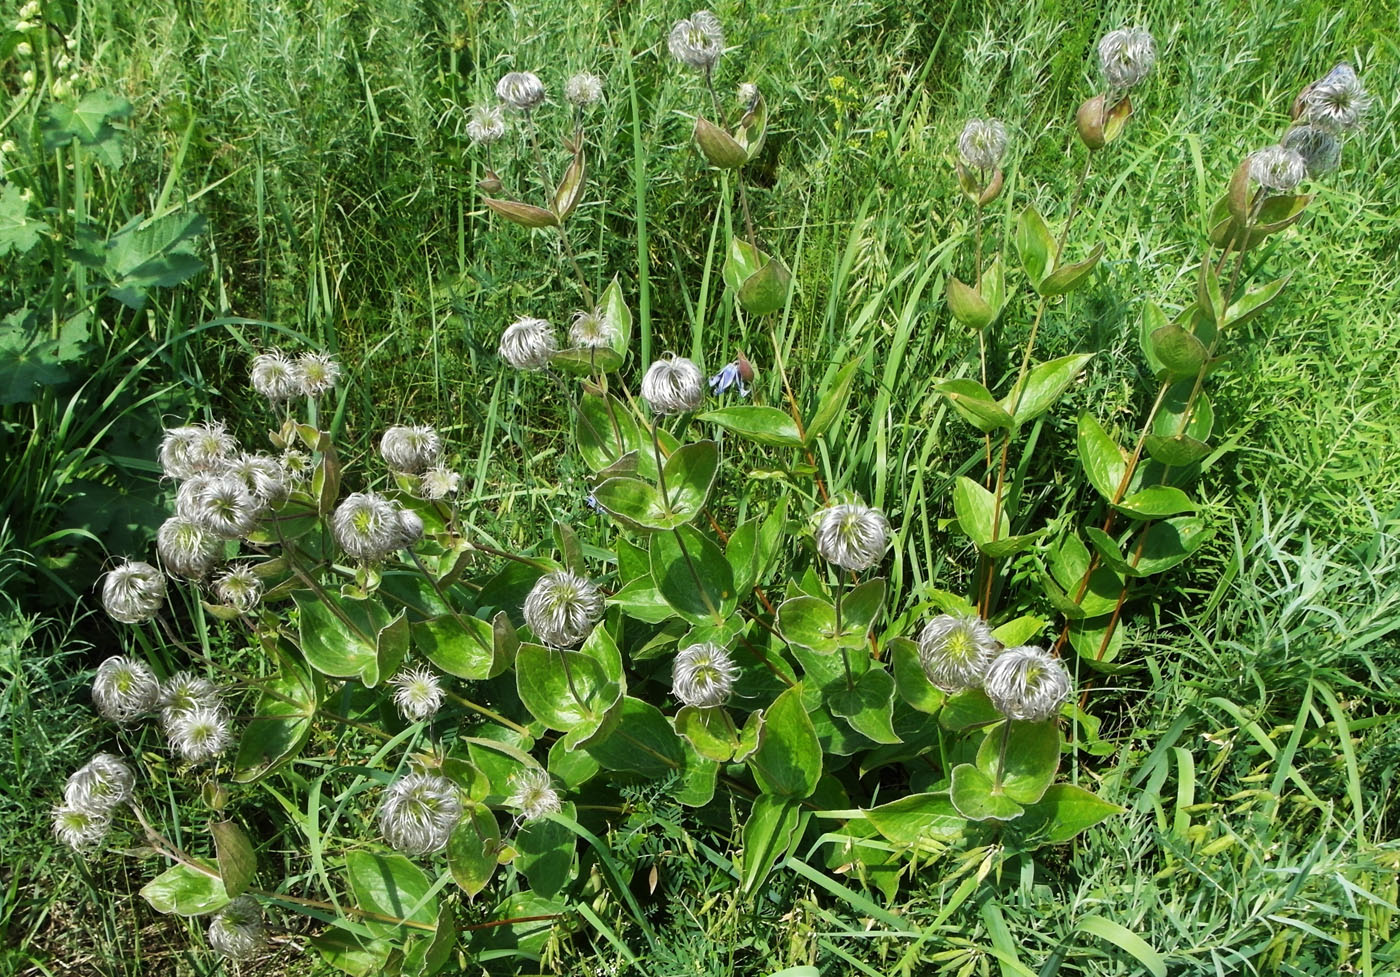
557, 646, 586, 707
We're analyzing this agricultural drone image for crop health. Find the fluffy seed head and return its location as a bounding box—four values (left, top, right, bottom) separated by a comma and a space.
157, 516, 221, 578
523, 570, 604, 647
983, 646, 1072, 722
813, 502, 890, 572
159, 423, 237, 479
378, 772, 463, 854
1097, 28, 1156, 91
568, 307, 620, 349
1282, 124, 1341, 176
332, 492, 403, 562
53, 803, 111, 851
250, 351, 300, 402
957, 118, 1008, 171
669, 10, 725, 71
280, 448, 313, 484
159, 672, 218, 725
213, 564, 263, 613
672, 642, 739, 708
380, 425, 442, 475
1302, 62, 1370, 133
179, 473, 261, 539
507, 767, 562, 821
467, 103, 506, 144
641, 354, 705, 414
1248, 145, 1307, 193
294, 352, 341, 398
207, 895, 266, 961
390, 666, 445, 723
92, 655, 160, 723
64, 753, 136, 814
225, 453, 289, 507
168, 704, 233, 763
916, 613, 1000, 692
395, 507, 424, 548
565, 72, 603, 108
499, 316, 558, 370
101, 560, 166, 624
418, 466, 460, 501
496, 71, 546, 111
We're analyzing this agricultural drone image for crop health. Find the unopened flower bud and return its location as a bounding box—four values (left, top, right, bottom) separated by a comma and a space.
1248, 145, 1306, 193
466, 103, 506, 144
1298, 62, 1370, 133
957, 118, 1007, 171
1281, 124, 1340, 176
207, 895, 266, 961
213, 564, 262, 613
157, 515, 221, 579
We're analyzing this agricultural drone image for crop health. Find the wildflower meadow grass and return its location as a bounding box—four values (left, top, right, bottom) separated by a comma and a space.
1, 1, 1398, 976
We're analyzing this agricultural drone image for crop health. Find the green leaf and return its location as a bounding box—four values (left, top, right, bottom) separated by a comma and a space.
1142, 433, 1211, 467
890, 637, 944, 714
0, 319, 70, 404
675, 705, 740, 762
1113, 485, 1197, 520
481, 197, 559, 227
1132, 516, 1211, 576
0, 185, 51, 256
805, 356, 862, 446
946, 276, 995, 330
1138, 302, 1168, 378
1038, 242, 1103, 296
1196, 256, 1225, 324
42, 91, 133, 167
140, 864, 229, 916
585, 697, 685, 781
345, 852, 438, 939
738, 255, 792, 316
936, 378, 1014, 433
827, 668, 901, 744
1077, 916, 1167, 977
1077, 411, 1129, 501
410, 615, 496, 683
698, 406, 803, 447
1149, 323, 1207, 378
651, 526, 736, 626
741, 795, 801, 894
233, 654, 317, 783
1154, 383, 1214, 443
722, 236, 764, 292
990, 615, 1043, 648
865, 791, 968, 847
1016, 783, 1124, 844
591, 476, 670, 531
952, 476, 1044, 557
295, 592, 401, 687
553, 149, 586, 220
725, 518, 762, 595
1223, 275, 1290, 329
694, 116, 748, 169
750, 685, 823, 799
516, 802, 577, 899
308, 926, 393, 977
734, 88, 768, 161
1002, 353, 1093, 425
662, 439, 720, 522
515, 643, 621, 733
777, 579, 881, 654
551, 345, 624, 376
950, 763, 1024, 821
940, 688, 1002, 731
1014, 206, 1053, 288
607, 576, 674, 624
85, 212, 208, 308
211, 821, 257, 898
974, 721, 1060, 805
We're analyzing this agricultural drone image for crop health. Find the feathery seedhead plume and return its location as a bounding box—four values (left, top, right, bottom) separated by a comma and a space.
92, 655, 160, 723
466, 103, 507, 144
395, 507, 424, 548
957, 118, 1008, 171
507, 767, 562, 821
1300, 62, 1370, 133
280, 448, 313, 484
738, 82, 759, 108
250, 351, 300, 403
332, 492, 404, 562
53, 803, 111, 851
213, 564, 263, 613
813, 502, 890, 572
159, 672, 218, 725
378, 772, 463, 854
159, 422, 237, 479
1282, 124, 1341, 176
225, 453, 288, 507
102, 560, 166, 624
496, 71, 546, 111
157, 515, 221, 578
499, 316, 558, 370
565, 72, 603, 108
207, 895, 266, 961
983, 646, 1071, 722
569, 307, 619, 349
641, 353, 705, 414
168, 704, 233, 763
669, 10, 724, 72
380, 425, 442, 475
1097, 28, 1156, 91
418, 465, 461, 501
180, 473, 261, 539
523, 570, 604, 647
64, 753, 136, 814
1248, 145, 1307, 193
390, 665, 446, 723
672, 642, 739, 708
294, 352, 341, 398
916, 613, 1000, 692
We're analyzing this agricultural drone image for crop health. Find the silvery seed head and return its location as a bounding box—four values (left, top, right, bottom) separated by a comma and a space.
395, 507, 424, 548
179, 473, 261, 539
496, 71, 546, 111
92, 655, 160, 723
1282, 124, 1341, 176
250, 351, 300, 402
565, 72, 603, 108
332, 492, 403, 562
641, 354, 705, 414
168, 703, 233, 763
159, 422, 237, 479
669, 10, 725, 72
738, 82, 759, 108
213, 564, 263, 613
378, 772, 463, 855
53, 803, 111, 851
294, 352, 341, 398
207, 895, 266, 961
916, 613, 1000, 692
390, 665, 446, 723
418, 465, 460, 501
159, 672, 218, 725
380, 425, 442, 475
1248, 145, 1307, 193
523, 570, 604, 647
507, 767, 562, 821
466, 103, 506, 144
499, 316, 558, 370
983, 646, 1071, 722
672, 642, 739, 708
157, 515, 221, 579
813, 502, 890, 572
280, 448, 313, 484
101, 560, 166, 624
64, 753, 135, 814
569, 307, 620, 349
957, 118, 1008, 171
225, 453, 289, 507
1303, 62, 1370, 133
1097, 28, 1156, 91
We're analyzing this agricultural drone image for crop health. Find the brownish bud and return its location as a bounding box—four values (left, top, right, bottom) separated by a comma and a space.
736, 350, 755, 383
978, 168, 1004, 205
478, 169, 503, 194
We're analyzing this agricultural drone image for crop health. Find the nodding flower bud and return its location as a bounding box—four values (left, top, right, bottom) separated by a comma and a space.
159, 422, 237, 480
418, 465, 461, 501
507, 767, 563, 821
332, 492, 404, 562
813, 502, 890, 572
672, 642, 739, 708
380, 425, 442, 475
496, 71, 546, 111
466, 103, 506, 144
53, 803, 111, 852
213, 563, 263, 613
499, 316, 558, 370
957, 118, 1008, 171
641, 354, 705, 414
982, 646, 1071, 722
668, 10, 724, 72
569, 307, 620, 349
102, 560, 166, 624
523, 570, 604, 647
168, 703, 233, 763
1248, 145, 1306, 193
1298, 62, 1370, 133
64, 753, 136, 814
157, 515, 221, 579
1097, 28, 1156, 92
250, 351, 300, 403
1281, 124, 1340, 176
390, 665, 446, 723
565, 72, 603, 108
207, 895, 267, 961
92, 655, 160, 723
916, 613, 1001, 692
378, 772, 463, 855
294, 352, 341, 398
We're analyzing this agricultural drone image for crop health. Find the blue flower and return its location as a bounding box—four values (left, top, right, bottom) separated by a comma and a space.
708, 361, 750, 397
